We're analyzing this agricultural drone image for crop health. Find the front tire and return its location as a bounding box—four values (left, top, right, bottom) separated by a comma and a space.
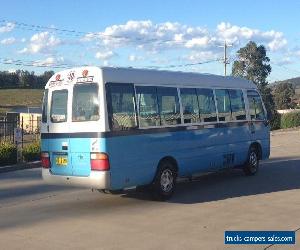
152, 161, 177, 201
243, 146, 259, 176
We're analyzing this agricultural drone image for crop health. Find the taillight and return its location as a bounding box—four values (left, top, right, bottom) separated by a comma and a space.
41, 152, 50, 169
90, 153, 110, 171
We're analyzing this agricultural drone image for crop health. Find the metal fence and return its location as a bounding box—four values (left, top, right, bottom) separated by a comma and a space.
0, 116, 40, 147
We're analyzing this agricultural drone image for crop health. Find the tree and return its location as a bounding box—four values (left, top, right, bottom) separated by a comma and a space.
36, 71, 54, 88
232, 41, 274, 115
273, 82, 295, 109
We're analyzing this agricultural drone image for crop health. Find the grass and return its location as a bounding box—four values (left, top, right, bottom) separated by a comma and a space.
0, 89, 44, 107
0, 89, 44, 116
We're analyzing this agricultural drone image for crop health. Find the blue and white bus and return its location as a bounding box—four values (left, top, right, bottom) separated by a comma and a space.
41, 67, 270, 200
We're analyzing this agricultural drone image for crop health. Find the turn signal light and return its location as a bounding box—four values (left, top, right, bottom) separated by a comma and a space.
90, 153, 110, 171
41, 152, 50, 169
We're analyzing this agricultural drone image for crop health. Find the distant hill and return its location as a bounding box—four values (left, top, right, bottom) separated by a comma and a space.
271, 76, 300, 96
272, 76, 300, 87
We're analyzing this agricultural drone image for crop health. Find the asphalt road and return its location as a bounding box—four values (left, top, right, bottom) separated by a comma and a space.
1, 130, 300, 250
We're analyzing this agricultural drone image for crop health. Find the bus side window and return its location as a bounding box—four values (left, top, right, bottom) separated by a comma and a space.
247, 90, 266, 120
157, 87, 181, 126
228, 89, 246, 121
197, 88, 217, 122
136, 86, 160, 127
106, 83, 137, 131
180, 88, 200, 124
215, 89, 232, 122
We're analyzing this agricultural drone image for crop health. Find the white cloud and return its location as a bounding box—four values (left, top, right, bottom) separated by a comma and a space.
33, 56, 64, 66
83, 20, 288, 60
185, 37, 212, 49
128, 54, 144, 62
216, 22, 288, 51
0, 37, 16, 45
186, 51, 219, 62
95, 50, 116, 60
275, 57, 293, 66
19, 31, 61, 54
85, 20, 209, 51
296, 50, 300, 57
0, 22, 15, 33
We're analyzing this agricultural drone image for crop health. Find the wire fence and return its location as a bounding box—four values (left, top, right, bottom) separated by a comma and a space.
0, 115, 41, 147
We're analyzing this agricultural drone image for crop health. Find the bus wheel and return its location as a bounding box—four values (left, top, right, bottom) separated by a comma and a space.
152, 161, 177, 201
243, 146, 259, 176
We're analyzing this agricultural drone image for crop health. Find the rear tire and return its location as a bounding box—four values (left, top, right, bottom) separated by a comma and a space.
152, 161, 177, 201
243, 146, 259, 176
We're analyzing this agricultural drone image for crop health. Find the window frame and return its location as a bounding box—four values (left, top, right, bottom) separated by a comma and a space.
227, 89, 247, 121
106, 82, 139, 131
213, 87, 248, 123
246, 89, 267, 121
105, 83, 258, 130
215, 88, 233, 122
72, 83, 100, 122
196, 88, 218, 123
135, 85, 161, 128
156, 86, 181, 126
179, 87, 201, 124
50, 89, 68, 123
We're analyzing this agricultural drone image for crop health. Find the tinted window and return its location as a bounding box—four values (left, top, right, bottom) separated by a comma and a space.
247, 90, 266, 120
107, 83, 137, 131
228, 89, 246, 120
42, 89, 48, 123
157, 87, 181, 125
72, 84, 99, 122
197, 88, 217, 122
180, 88, 200, 124
51, 90, 68, 123
215, 89, 231, 121
136, 86, 160, 127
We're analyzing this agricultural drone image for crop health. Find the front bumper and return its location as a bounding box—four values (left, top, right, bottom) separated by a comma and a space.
42, 168, 111, 189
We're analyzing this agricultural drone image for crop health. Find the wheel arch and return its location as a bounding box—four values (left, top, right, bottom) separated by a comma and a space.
152, 156, 179, 183
158, 156, 179, 172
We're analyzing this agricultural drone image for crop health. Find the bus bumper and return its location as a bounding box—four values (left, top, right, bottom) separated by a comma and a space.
42, 169, 111, 190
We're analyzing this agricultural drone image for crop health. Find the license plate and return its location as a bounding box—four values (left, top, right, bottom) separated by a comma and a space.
55, 156, 68, 166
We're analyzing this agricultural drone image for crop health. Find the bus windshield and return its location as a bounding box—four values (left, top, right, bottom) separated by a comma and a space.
72, 83, 99, 122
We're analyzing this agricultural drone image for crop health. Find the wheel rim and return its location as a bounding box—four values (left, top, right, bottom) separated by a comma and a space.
249, 151, 258, 172
160, 169, 174, 193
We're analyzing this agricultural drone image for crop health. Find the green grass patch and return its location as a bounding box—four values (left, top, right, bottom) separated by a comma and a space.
0, 89, 44, 107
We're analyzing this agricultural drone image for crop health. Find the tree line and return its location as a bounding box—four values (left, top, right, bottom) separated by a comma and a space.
0, 70, 54, 89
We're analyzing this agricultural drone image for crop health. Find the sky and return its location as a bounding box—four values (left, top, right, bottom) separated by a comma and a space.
0, 0, 300, 82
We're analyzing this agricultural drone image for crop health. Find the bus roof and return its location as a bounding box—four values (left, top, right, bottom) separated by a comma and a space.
101, 67, 256, 89
46, 66, 257, 89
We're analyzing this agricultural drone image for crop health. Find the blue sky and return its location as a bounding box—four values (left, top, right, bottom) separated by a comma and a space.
0, 0, 299, 81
